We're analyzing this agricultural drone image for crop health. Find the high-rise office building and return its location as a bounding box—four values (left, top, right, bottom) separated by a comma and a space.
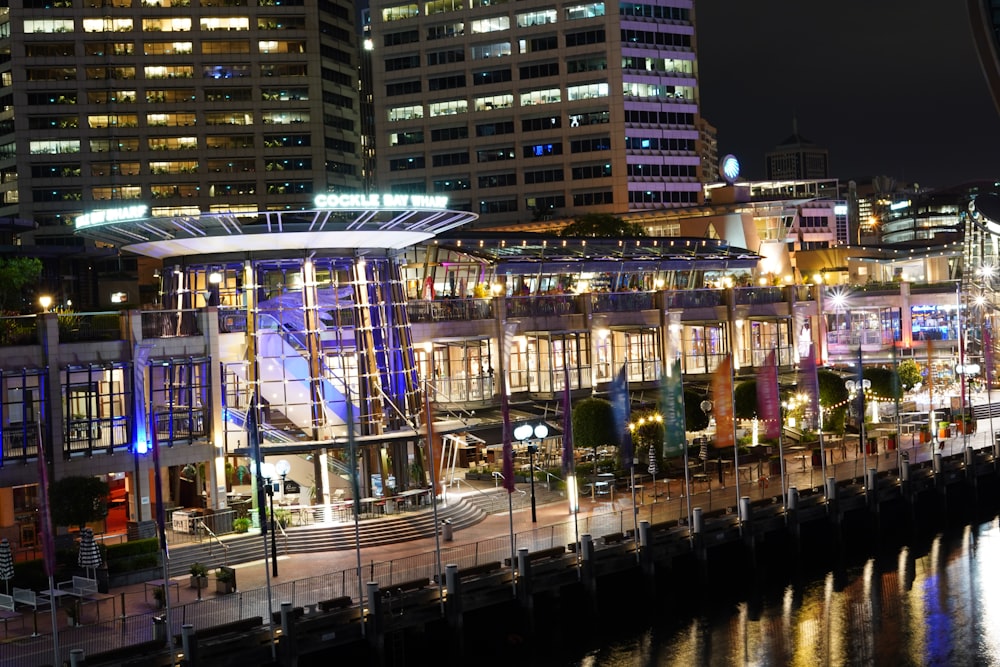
764, 120, 829, 181
0, 0, 363, 306
368, 0, 703, 227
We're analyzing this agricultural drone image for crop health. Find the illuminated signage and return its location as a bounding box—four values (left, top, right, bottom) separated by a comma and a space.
833, 204, 848, 215
889, 200, 911, 211
76, 204, 148, 229
313, 193, 449, 210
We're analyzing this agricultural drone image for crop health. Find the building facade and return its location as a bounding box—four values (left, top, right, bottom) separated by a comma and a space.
0, 0, 364, 307
368, 0, 703, 227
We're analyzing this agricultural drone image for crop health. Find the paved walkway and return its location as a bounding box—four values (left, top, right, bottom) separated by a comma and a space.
5, 416, 997, 665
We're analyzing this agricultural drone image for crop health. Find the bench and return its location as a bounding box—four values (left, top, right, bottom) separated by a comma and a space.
504, 545, 566, 566
12, 587, 50, 611
383, 577, 430, 597
58, 575, 98, 597
175, 615, 263, 644
455, 561, 502, 580
271, 606, 304, 624
317, 596, 352, 612
601, 532, 626, 545
0, 593, 23, 636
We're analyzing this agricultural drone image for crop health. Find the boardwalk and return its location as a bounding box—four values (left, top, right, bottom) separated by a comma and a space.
2, 422, 995, 666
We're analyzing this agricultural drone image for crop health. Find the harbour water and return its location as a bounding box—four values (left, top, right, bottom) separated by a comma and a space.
438, 499, 1000, 667
552, 514, 1000, 666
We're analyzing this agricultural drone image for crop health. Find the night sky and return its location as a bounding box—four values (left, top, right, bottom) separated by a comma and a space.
695, 1, 1000, 188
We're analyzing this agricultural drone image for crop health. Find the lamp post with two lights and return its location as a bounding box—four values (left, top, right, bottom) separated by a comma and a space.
514, 423, 548, 523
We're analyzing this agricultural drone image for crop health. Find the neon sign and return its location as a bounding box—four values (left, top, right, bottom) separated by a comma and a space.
76, 204, 148, 229
313, 194, 449, 210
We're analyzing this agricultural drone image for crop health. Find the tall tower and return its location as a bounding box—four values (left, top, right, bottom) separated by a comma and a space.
765, 119, 829, 180
0, 0, 363, 305
368, 0, 703, 228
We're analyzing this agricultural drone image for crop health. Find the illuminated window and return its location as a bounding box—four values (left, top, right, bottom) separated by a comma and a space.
199, 17, 250, 31
471, 16, 510, 33
473, 94, 513, 111
143, 41, 192, 55
30, 140, 81, 155
429, 100, 468, 117
471, 42, 511, 60
387, 105, 423, 122
519, 88, 560, 107
516, 10, 556, 27
565, 3, 604, 19
567, 82, 608, 101
382, 3, 419, 21
141, 18, 192, 32
25, 19, 74, 33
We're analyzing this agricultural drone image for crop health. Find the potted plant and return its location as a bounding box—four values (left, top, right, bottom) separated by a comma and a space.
152, 585, 166, 609
189, 562, 208, 589
273, 508, 291, 529
233, 517, 251, 533
215, 567, 236, 594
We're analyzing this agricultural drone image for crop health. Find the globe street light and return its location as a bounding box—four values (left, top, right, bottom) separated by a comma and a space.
259, 461, 278, 577
514, 423, 548, 522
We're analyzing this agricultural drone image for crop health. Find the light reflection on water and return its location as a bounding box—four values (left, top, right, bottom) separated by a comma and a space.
571, 516, 1000, 666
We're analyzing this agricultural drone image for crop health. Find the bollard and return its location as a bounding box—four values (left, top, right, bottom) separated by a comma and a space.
933, 452, 942, 474
901, 459, 910, 482
965, 447, 975, 469
738, 496, 751, 523
69, 648, 85, 667
152, 615, 166, 643
866, 467, 877, 491
638, 520, 650, 548
441, 519, 453, 542
181, 623, 197, 665
787, 486, 799, 511
825, 476, 837, 501
692, 507, 703, 534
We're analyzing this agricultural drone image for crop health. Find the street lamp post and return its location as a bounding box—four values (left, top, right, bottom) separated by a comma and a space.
514, 423, 548, 523
260, 461, 278, 577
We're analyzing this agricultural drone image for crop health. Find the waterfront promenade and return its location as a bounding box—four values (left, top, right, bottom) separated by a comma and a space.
2, 419, 997, 666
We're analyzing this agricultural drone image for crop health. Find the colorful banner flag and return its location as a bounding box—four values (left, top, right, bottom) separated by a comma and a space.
985, 324, 993, 387
799, 343, 820, 431
661, 359, 686, 458
500, 323, 518, 493
35, 428, 56, 579
611, 364, 633, 467
712, 355, 735, 449
757, 350, 781, 440
561, 362, 574, 476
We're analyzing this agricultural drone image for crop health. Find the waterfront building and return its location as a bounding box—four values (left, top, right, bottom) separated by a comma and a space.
0, 193, 985, 550
368, 0, 703, 227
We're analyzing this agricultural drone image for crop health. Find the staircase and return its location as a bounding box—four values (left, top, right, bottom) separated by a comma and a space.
162, 498, 487, 577
458, 482, 567, 516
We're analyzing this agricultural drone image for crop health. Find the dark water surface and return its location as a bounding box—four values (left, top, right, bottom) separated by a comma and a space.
553, 515, 1000, 667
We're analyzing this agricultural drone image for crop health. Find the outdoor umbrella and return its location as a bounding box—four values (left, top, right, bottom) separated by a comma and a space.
77, 528, 102, 579
0, 538, 13, 594
648, 446, 659, 501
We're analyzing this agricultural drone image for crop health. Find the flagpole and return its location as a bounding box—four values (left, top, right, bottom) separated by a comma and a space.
346, 388, 366, 635
561, 360, 581, 576
422, 380, 445, 614
499, 355, 517, 596
730, 354, 741, 509
36, 427, 59, 662
150, 415, 174, 651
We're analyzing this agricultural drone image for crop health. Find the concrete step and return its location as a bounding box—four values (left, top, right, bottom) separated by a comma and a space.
162, 499, 487, 577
